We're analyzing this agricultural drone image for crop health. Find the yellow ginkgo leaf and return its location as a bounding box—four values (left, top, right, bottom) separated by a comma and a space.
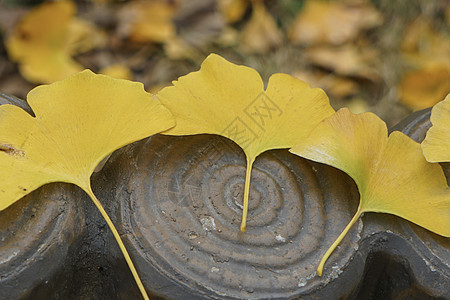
119, 0, 177, 43
290, 108, 450, 276
218, 0, 249, 23
398, 66, 450, 110
422, 93, 450, 162
156, 53, 334, 232
0, 70, 175, 299
240, 0, 283, 54
99, 64, 133, 80
6, 1, 104, 84
288, 0, 382, 46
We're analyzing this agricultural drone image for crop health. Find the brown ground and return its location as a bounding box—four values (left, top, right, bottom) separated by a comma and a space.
0, 0, 449, 128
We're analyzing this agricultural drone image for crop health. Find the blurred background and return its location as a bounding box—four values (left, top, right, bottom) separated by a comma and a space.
0, 0, 449, 127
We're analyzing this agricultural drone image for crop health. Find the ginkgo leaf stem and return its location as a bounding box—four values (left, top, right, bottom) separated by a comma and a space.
83, 184, 150, 300
240, 157, 255, 233
317, 203, 363, 276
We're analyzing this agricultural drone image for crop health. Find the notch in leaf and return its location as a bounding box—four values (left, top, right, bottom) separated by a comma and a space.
0, 70, 175, 299
156, 54, 334, 232
422, 93, 450, 162
290, 108, 450, 276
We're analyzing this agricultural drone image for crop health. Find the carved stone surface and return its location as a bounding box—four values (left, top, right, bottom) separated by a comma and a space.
104, 135, 362, 299
101, 108, 448, 299
0, 92, 34, 116
0, 184, 84, 299
0, 93, 448, 300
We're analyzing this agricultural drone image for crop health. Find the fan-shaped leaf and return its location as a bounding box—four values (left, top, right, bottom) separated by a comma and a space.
157, 53, 334, 231
290, 108, 450, 276
6, 1, 104, 83
422, 93, 450, 162
0, 70, 175, 299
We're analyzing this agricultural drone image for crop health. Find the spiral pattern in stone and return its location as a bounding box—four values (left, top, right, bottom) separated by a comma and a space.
119, 134, 362, 299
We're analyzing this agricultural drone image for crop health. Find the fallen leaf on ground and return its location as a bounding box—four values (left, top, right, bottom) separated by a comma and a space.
306, 45, 381, 81
398, 18, 450, 109
6, 0, 104, 84
398, 65, 450, 110
345, 97, 369, 114
215, 25, 240, 47
157, 53, 334, 232
288, 0, 382, 46
401, 18, 450, 68
290, 108, 450, 276
163, 37, 196, 60
422, 93, 450, 162
0, 70, 175, 299
118, 0, 178, 43
218, 0, 248, 23
240, 0, 283, 54
99, 64, 133, 80
292, 70, 358, 99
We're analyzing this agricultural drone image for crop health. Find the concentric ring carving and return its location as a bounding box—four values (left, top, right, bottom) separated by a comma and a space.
0, 184, 81, 290
120, 134, 362, 299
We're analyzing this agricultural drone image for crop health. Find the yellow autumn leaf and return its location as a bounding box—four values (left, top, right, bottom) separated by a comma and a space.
290, 108, 450, 276
422, 93, 450, 162
292, 70, 359, 99
218, 0, 249, 23
119, 0, 177, 43
398, 18, 450, 110
240, 0, 283, 54
398, 66, 450, 110
0, 70, 175, 299
99, 64, 133, 80
6, 1, 104, 84
306, 45, 381, 82
156, 53, 334, 232
401, 18, 450, 68
288, 0, 382, 46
